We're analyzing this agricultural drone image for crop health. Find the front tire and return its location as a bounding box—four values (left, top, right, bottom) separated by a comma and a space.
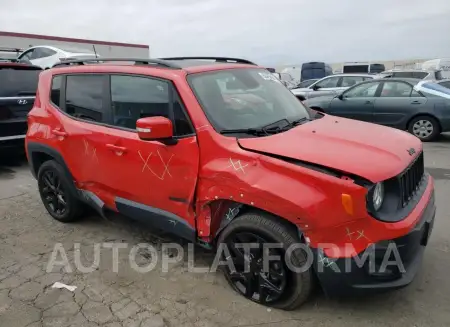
408, 116, 440, 142
37, 160, 83, 222
216, 212, 314, 310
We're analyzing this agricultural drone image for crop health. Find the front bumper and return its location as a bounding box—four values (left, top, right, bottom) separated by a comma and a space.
313, 190, 436, 297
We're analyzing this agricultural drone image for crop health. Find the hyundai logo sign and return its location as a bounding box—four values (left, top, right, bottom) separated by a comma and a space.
17, 99, 28, 105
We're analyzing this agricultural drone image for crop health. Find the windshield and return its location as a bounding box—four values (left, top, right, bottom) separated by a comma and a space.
187, 68, 310, 131
414, 81, 450, 99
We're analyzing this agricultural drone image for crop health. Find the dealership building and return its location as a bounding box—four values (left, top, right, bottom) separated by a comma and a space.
0, 30, 150, 59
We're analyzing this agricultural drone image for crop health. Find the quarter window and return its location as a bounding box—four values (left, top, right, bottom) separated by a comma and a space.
65, 75, 105, 122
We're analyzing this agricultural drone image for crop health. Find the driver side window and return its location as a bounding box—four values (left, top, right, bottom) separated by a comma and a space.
343, 82, 380, 98
314, 77, 339, 89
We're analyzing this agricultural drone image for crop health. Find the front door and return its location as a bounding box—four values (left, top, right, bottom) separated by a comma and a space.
373, 81, 428, 128
307, 76, 341, 99
328, 81, 381, 122
100, 74, 199, 240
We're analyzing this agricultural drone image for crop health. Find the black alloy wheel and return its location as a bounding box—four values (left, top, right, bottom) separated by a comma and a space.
37, 160, 83, 222
41, 170, 67, 217
221, 231, 288, 305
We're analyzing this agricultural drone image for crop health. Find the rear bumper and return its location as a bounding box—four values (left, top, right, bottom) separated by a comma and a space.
0, 119, 27, 149
313, 190, 436, 297
0, 135, 26, 149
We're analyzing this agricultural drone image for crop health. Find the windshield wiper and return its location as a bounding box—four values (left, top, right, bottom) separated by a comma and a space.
290, 117, 311, 126
220, 118, 309, 136
220, 128, 268, 136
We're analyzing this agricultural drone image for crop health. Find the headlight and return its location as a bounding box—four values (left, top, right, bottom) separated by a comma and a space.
372, 182, 384, 211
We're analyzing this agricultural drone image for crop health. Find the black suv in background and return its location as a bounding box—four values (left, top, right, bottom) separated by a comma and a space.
0, 62, 42, 152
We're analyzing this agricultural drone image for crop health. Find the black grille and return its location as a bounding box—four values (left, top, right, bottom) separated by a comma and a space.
399, 152, 425, 207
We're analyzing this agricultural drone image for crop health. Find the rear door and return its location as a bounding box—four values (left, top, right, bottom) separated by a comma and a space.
0, 65, 41, 142
328, 81, 381, 122
48, 73, 119, 209
373, 81, 427, 128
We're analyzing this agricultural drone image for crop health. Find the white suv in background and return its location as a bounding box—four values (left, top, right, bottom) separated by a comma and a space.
377, 69, 443, 81
291, 73, 375, 100
17, 45, 99, 69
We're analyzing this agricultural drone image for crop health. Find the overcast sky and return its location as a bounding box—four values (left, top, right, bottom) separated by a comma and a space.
1, 0, 450, 66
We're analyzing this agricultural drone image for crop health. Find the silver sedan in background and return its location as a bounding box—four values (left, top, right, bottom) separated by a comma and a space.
291, 73, 375, 100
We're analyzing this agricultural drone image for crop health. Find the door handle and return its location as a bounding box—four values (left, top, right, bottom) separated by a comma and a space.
106, 144, 127, 153
411, 101, 421, 104
365, 101, 372, 104
52, 129, 67, 137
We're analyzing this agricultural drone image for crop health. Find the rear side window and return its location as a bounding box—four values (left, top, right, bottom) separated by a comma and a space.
392, 72, 414, 78
51, 76, 62, 106
341, 76, 366, 87
65, 75, 105, 122
380, 82, 414, 97
0, 66, 41, 97
412, 72, 428, 79
440, 81, 450, 89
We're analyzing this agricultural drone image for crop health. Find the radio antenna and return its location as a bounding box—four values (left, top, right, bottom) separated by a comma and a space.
92, 45, 98, 58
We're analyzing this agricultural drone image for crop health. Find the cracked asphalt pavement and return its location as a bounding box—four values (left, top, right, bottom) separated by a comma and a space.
1, 135, 450, 327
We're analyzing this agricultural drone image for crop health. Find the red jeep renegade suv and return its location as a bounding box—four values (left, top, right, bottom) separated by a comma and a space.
26, 57, 435, 310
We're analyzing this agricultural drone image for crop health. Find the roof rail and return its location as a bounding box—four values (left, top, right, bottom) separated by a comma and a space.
160, 57, 257, 65
52, 58, 181, 69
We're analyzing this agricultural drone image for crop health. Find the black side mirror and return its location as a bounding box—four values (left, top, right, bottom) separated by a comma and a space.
337, 93, 344, 100
312, 84, 320, 91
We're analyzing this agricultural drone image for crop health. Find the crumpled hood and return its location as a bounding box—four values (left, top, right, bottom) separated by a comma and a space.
238, 115, 422, 182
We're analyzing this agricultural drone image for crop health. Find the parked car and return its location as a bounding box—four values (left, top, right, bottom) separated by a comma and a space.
295, 78, 319, 88
304, 78, 450, 141
378, 69, 443, 81
0, 61, 42, 151
291, 73, 375, 100
421, 58, 450, 79
26, 57, 435, 310
17, 45, 99, 69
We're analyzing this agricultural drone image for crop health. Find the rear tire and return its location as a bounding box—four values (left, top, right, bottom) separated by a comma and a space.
408, 116, 440, 142
216, 212, 314, 310
37, 160, 83, 222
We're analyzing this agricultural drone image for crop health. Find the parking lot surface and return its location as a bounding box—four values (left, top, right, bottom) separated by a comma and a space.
1, 135, 450, 327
